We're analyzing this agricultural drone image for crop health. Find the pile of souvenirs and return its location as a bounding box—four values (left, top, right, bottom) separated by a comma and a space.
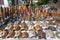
0, 5, 60, 40
0, 21, 60, 39
0, 5, 60, 21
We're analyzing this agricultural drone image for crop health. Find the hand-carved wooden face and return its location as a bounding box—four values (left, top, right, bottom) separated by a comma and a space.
35, 25, 43, 31
21, 32, 28, 38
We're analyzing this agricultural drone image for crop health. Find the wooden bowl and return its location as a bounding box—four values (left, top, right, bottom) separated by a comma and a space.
13, 25, 21, 31
21, 32, 28, 38
35, 25, 43, 31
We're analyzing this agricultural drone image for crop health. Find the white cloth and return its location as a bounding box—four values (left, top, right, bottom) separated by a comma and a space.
4, 0, 9, 7
45, 30, 54, 38
28, 31, 36, 37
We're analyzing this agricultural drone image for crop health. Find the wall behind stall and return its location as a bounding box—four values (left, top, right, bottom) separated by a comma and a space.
0, 0, 4, 5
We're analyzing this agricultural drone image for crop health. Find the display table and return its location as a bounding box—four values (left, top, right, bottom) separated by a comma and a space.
0, 21, 60, 40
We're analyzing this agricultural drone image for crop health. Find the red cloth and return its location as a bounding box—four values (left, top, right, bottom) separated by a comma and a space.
23, 5, 27, 13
